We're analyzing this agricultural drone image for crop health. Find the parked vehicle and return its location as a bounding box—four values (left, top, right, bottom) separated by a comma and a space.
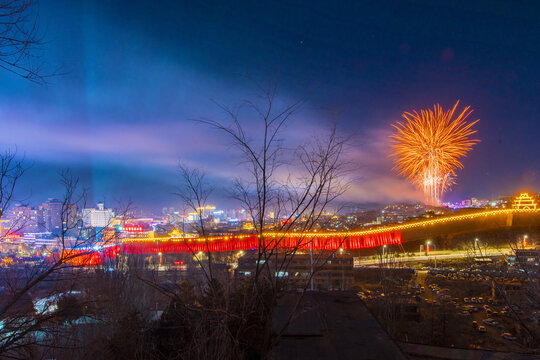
501, 332, 516, 341
483, 318, 499, 326
478, 326, 487, 333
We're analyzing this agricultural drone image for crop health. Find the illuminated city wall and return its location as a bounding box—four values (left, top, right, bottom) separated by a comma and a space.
64, 208, 540, 265
119, 208, 538, 255
120, 231, 402, 255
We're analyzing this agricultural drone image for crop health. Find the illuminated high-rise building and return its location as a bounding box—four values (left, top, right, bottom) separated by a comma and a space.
39, 199, 77, 235
7, 205, 45, 234
82, 203, 114, 228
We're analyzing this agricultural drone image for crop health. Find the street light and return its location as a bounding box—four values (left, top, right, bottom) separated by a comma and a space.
426, 240, 431, 253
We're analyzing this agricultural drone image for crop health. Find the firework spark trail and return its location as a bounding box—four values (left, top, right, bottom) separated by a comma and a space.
390, 101, 480, 205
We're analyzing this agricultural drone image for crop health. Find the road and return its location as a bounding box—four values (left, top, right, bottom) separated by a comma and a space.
354, 247, 512, 267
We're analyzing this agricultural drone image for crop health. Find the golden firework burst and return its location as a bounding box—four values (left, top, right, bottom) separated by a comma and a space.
390, 101, 480, 205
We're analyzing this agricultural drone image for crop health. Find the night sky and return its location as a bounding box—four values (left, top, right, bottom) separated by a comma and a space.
0, 0, 538, 212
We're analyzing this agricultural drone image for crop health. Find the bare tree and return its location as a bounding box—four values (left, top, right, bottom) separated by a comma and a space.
0, 0, 49, 83
0, 150, 26, 224
146, 86, 351, 359
176, 165, 215, 282
497, 234, 540, 347
200, 87, 348, 282
375, 245, 405, 336
0, 170, 131, 358
466, 231, 540, 348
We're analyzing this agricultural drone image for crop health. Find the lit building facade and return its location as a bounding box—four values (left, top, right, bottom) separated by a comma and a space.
512, 192, 538, 210
39, 199, 78, 235
7, 205, 45, 234
236, 253, 354, 291
82, 203, 114, 228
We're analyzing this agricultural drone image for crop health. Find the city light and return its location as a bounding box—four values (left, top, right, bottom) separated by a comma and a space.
512, 193, 537, 210
41, 196, 540, 265
522, 234, 528, 249
121, 207, 539, 244
122, 224, 144, 232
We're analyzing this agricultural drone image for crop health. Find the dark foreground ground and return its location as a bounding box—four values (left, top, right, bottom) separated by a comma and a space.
272, 290, 540, 360
273, 291, 407, 360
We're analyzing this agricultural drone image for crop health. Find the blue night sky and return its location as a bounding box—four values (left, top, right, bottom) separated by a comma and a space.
0, 0, 538, 213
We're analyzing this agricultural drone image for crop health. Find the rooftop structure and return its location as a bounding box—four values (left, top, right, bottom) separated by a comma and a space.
512, 192, 538, 210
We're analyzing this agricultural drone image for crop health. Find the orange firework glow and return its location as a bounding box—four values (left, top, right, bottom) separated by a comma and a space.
390, 101, 479, 205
